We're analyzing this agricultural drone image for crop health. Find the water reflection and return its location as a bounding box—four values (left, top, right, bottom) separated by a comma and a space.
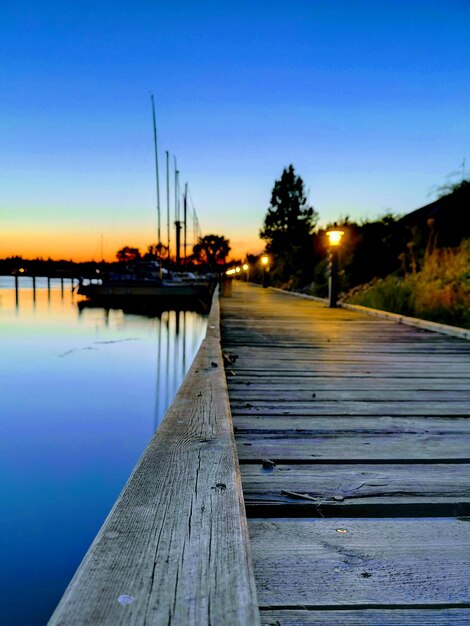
0, 276, 208, 625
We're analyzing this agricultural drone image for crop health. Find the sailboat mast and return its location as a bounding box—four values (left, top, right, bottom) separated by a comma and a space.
184, 183, 188, 265
174, 157, 181, 267
174, 157, 179, 221
166, 150, 170, 263
151, 95, 161, 270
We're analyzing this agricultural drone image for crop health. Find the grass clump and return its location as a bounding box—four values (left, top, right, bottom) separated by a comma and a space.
345, 240, 470, 329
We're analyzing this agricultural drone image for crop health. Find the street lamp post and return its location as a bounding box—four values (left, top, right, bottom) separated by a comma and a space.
326, 226, 344, 308
243, 263, 249, 282
261, 255, 269, 288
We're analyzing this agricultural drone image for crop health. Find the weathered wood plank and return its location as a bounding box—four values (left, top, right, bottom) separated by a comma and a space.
229, 390, 470, 402
236, 432, 470, 461
224, 353, 470, 364
249, 518, 470, 606
241, 463, 470, 507
224, 344, 470, 353
229, 364, 470, 376
228, 379, 470, 390
233, 416, 470, 431
227, 371, 469, 379
223, 338, 470, 348
232, 401, 470, 415
49, 293, 260, 626
259, 608, 470, 625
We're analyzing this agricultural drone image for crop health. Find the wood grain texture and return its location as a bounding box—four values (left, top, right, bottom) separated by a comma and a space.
259, 608, 470, 625
232, 401, 470, 415
49, 291, 260, 626
234, 416, 470, 461
228, 378, 470, 390
229, 389, 470, 402
233, 415, 470, 431
249, 518, 470, 606
241, 463, 470, 506
236, 432, 470, 461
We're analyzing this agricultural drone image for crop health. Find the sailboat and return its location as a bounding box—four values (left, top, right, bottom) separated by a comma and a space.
78, 97, 215, 309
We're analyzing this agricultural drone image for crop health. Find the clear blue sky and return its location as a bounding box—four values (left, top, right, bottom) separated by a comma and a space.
1, 0, 469, 259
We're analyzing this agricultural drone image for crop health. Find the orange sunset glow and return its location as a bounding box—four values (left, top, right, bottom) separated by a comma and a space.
1, 228, 263, 262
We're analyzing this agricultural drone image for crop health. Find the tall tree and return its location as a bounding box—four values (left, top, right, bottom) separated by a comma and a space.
192, 234, 230, 270
260, 165, 318, 287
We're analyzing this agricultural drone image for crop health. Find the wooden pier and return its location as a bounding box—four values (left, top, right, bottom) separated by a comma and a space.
221, 282, 470, 625
50, 281, 470, 625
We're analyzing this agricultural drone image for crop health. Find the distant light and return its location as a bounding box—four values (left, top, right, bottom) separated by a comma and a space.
242, 264, 248, 271
326, 229, 344, 247
235, 266, 241, 273
96, 269, 100, 274
261, 255, 269, 266
19, 268, 25, 273
226, 268, 236, 275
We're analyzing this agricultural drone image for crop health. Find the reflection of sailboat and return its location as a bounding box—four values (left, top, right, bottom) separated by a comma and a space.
78, 96, 215, 308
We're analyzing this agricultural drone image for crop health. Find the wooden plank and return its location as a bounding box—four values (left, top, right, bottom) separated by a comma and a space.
228, 379, 470, 391
223, 336, 466, 346
230, 369, 470, 381
223, 338, 470, 347
259, 608, 470, 625
229, 389, 470, 402
233, 415, 470, 431
223, 353, 470, 364
236, 432, 470, 461
222, 327, 466, 338
227, 371, 469, 379
249, 518, 470, 606
232, 401, 470, 415
223, 340, 470, 348
49, 292, 260, 626
241, 463, 470, 507
229, 364, 470, 374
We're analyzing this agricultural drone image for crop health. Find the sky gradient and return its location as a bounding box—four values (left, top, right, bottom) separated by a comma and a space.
1, 1, 469, 261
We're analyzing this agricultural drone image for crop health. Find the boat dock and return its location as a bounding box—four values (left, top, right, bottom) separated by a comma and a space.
50, 282, 470, 625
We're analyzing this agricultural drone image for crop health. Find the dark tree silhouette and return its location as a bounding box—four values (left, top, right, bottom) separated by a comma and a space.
192, 234, 230, 269
116, 246, 141, 263
144, 242, 168, 261
260, 164, 318, 287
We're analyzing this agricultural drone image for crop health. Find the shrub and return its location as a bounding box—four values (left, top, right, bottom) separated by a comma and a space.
344, 240, 470, 329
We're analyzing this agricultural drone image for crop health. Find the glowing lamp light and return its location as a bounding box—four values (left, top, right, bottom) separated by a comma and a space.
226, 268, 236, 276
235, 267, 241, 273
242, 264, 248, 271
19, 268, 25, 273
326, 229, 344, 247
261, 255, 269, 266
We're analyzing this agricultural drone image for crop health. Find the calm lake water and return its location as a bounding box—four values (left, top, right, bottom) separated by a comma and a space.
0, 276, 208, 625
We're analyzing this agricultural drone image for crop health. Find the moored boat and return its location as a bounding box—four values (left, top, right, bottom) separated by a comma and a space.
78, 263, 214, 303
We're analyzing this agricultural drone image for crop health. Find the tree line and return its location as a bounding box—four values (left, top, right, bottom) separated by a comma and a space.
257, 165, 470, 297
115, 234, 231, 272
